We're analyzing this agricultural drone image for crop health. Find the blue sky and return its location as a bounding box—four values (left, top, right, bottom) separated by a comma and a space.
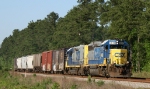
0, 1, 78, 44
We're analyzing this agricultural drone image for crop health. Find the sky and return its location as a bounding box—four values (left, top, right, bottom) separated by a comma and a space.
0, 1, 78, 44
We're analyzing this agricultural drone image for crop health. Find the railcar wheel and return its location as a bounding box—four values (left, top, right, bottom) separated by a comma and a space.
61, 71, 64, 74
84, 69, 90, 76
77, 69, 80, 75
105, 70, 110, 78
106, 73, 110, 78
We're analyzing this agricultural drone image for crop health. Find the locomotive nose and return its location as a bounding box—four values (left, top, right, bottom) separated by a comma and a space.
110, 49, 127, 66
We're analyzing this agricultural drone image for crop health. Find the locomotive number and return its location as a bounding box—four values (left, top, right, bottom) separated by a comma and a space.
115, 53, 125, 57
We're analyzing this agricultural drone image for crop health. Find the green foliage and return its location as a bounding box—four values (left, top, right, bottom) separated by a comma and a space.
96, 80, 104, 87
51, 82, 60, 89
0, 70, 10, 78
52, 1, 99, 49
143, 61, 150, 72
87, 74, 92, 83
33, 73, 36, 77
70, 84, 78, 89
0, 71, 54, 89
132, 71, 150, 78
0, 66, 2, 70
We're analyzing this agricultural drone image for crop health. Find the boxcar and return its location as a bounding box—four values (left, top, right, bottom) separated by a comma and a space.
42, 51, 53, 73
52, 48, 67, 73
58, 49, 67, 71
52, 50, 59, 72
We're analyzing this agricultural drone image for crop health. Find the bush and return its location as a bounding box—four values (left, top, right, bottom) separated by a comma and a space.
87, 75, 92, 83
143, 61, 150, 72
96, 80, 104, 86
51, 82, 60, 89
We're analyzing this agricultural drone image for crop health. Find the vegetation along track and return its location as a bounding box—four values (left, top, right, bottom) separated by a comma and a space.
13, 71, 150, 83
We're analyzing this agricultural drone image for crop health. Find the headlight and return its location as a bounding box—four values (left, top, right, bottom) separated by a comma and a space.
114, 61, 116, 64
116, 41, 118, 44
126, 61, 129, 64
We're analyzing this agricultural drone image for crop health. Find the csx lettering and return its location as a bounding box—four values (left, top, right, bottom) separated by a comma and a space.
115, 53, 125, 57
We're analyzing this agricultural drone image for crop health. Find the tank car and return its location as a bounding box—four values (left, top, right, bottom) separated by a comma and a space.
65, 39, 132, 77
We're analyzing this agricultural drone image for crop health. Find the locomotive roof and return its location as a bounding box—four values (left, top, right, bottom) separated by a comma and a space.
101, 39, 129, 46
88, 41, 102, 46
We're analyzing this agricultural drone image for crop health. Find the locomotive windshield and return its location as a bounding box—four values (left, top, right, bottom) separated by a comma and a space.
110, 45, 127, 49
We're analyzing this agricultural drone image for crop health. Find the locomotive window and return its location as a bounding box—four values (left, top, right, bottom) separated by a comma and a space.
110, 45, 124, 49
125, 46, 127, 49
88, 46, 94, 51
110, 45, 117, 49
118, 45, 123, 48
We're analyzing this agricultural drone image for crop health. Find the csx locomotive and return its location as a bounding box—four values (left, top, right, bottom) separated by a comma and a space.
14, 39, 132, 78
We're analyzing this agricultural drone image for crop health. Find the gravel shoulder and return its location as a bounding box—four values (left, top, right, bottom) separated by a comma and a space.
21, 72, 150, 88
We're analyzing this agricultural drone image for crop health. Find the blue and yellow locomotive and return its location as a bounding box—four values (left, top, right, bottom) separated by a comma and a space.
65, 39, 132, 77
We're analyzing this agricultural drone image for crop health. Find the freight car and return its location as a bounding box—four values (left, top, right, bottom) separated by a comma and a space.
14, 39, 132, 78
14, 54, 42, 72
14, 49, 67, 74
41, 49, 67, 73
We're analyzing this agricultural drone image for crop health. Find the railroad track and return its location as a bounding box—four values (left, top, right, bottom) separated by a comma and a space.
11, 71, 150, 83
67, 75, 150, 83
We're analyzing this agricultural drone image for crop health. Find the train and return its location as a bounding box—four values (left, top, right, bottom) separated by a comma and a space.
14, 39, 132, 78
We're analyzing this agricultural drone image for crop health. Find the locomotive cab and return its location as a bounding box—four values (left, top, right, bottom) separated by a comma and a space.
109, 42, 128, 66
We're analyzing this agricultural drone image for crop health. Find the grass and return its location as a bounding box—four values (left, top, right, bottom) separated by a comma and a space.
0, 71, 53, 89
96, 80, 104, 86
50, 75, 134, 89
0, 71, 136, 89
132, 71, 150, 78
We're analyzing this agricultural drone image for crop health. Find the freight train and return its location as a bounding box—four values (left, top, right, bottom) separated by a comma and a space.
14, 39, 132, 78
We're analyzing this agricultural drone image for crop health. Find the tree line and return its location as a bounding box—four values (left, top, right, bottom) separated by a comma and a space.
0, 0, 150, 72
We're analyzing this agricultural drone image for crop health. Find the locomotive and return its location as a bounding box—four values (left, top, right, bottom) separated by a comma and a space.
14, 39, 132, 78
